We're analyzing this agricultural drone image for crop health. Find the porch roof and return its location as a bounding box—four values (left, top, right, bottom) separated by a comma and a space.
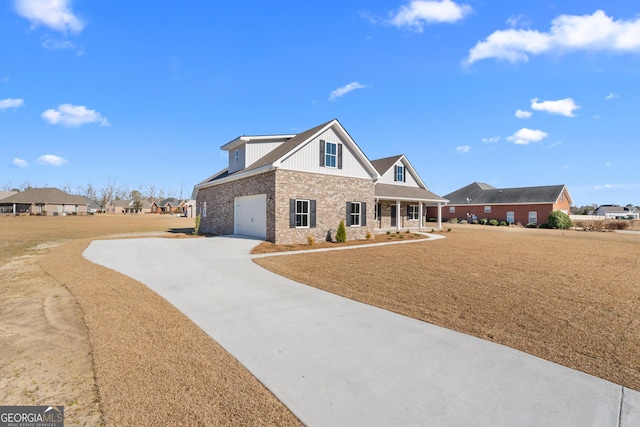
375, 184, 448, 203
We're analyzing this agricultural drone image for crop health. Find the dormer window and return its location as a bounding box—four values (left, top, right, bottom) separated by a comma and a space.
234, 149, 239, 164
394, 165, 405, 182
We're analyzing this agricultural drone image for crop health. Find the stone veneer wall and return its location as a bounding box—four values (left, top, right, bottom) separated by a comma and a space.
274, 170, 375, 244
376, 201, 422, 230
196, 171, 277, 241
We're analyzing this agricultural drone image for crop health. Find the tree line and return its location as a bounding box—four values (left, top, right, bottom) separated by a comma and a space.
2, 179, 189, 210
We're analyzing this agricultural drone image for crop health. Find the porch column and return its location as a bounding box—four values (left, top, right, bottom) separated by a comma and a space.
13, 203, 16, 215
396, 200, 401, 231
437, 202, 443, 229
419, 202, 423, 230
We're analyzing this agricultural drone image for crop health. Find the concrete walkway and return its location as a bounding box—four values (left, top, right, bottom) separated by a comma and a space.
83, 236, 640, 426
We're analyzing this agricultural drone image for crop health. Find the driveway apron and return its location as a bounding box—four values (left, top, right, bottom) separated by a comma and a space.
83, 236, 640, 427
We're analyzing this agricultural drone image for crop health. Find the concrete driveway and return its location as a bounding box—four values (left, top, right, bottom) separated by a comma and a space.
83, 235, 640, 426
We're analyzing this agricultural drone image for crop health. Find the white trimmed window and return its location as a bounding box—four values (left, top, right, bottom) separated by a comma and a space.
374, 203, 379, 220
350, 202, 361, 226
484, 206, 491, 213
395, 165, 405, 182
234, 149, 239, 164
202, 202, 207, 218
507, 211, 514, 224
529, 211, 537, 224
449, 206, 455, 213
296, 200, 310, 228
325, 142, 337, 168
408, 205, 419, 220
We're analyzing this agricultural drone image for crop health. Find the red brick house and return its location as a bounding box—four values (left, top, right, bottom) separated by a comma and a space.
426, 182, 572, 226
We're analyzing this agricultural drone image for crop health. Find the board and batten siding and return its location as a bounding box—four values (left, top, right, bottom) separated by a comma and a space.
377, 160, 420, 187
228, 145, 246, 174
279, 129, 372, 179
245, 140, 286, 166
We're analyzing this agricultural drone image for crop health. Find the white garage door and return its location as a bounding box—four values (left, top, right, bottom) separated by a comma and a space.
234, 194, 267, 239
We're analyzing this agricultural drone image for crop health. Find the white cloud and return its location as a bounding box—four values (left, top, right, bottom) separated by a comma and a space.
42, 37, 76, 51
12, 158, 29, 168
0, 98, 25, 110
605, 92, 619, 100
594, 183, 622, 190
531, 98, 580, 117
605, 162, 612, 167
507, 128, 548, 145
15, 0, 84, 33
481, 136, 500, 143
328, 82, 367, 101
1, 76, 9, 84
456, 145, 470, 153
515, 109, 532, 119
466, 10, 640, 64
41, 104, 110, 127
37, 154, 67, 166
389, 0, 472, 32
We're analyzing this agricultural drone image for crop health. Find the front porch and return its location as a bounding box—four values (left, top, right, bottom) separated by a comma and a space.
372, 198, 446, 232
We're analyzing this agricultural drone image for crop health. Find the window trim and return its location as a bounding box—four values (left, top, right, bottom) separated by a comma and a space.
325, 141, 337, 168
529, 211, 538, 224
449, 206, 455, 213
395, 165, 405, 182
484, 205, 491, 213
408, 205, 419, 220
295, 199, 310, 228
350, 201, 361, 227
506, 211, 515, 224
234, 149, 239, 164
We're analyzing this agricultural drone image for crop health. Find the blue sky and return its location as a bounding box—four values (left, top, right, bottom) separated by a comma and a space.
1, 0, 639, 206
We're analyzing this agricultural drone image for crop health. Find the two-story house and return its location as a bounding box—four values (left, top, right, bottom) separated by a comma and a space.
193, 119, 447, 244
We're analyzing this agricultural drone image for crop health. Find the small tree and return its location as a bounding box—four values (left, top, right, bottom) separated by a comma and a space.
335, 220, 347, 243
193, 214, 202, 236
548, 210, 572, 229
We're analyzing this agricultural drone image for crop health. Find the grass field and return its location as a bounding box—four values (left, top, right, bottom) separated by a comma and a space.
255, 223, 640, 392
1, 214, 638, 425
0, 215, 301, 426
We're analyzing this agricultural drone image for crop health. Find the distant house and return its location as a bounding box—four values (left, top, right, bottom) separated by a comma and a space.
105, 198, 153, 214
0, 188, 89, 215
427, 182, 572, 225
193, 119, 447, 244
78, 196, 101, 213
593, 205, 639, 219
151, 198, 185, 214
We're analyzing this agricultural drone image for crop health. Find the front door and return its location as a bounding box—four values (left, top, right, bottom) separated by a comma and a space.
391, 205, 397, 227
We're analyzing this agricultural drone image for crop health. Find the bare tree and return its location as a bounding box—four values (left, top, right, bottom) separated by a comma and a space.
179, 182, 185, 200
98, 177, 117, 211
82, 183, 98, 201
20, 181, 33, 191
61, 183, 73, 194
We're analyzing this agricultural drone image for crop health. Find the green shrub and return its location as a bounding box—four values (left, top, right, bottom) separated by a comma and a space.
193, 214, 201, 235
449, 218, 459, 224
479, 218, 488, 225
499, 221, 508, 226
488, 219, 499, 226
386, 231, 391, 235
336, 220, 347, 242
548, 210, 572, 229
471, 219, 479, 225
525, 223, 537, 228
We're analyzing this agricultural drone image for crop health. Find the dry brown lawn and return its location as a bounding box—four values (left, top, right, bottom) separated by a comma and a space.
254, 224, 640, 392
0, 215, 301, 426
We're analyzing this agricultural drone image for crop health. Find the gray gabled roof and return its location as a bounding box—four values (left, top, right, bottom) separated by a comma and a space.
375, 184, 448, 203
371, 155, 403, 175
445, 182, 570, 205
243, 119, 335, 172
0, 188, 88, 205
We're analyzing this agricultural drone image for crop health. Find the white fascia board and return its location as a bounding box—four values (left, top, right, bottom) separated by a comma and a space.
194, 164, 277, 191
400, 155, 429, 191
376, 196, 450, 203
331, 121, 381, 181
220, 134, 296, 151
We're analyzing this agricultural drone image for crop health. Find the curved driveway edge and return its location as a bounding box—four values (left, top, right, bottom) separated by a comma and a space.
83, 235, 640, 426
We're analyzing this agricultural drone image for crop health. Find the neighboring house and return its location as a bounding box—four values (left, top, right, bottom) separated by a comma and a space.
78, 196, 101, 213
0, 187, 89, 215
0, 191, 18, 214
183, 200, 196, 218
593, 205, 639, 219
193, 119, 447, 244
151, 198, 185, 214
105, 198, 153, 214
429, 182, 572, 225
